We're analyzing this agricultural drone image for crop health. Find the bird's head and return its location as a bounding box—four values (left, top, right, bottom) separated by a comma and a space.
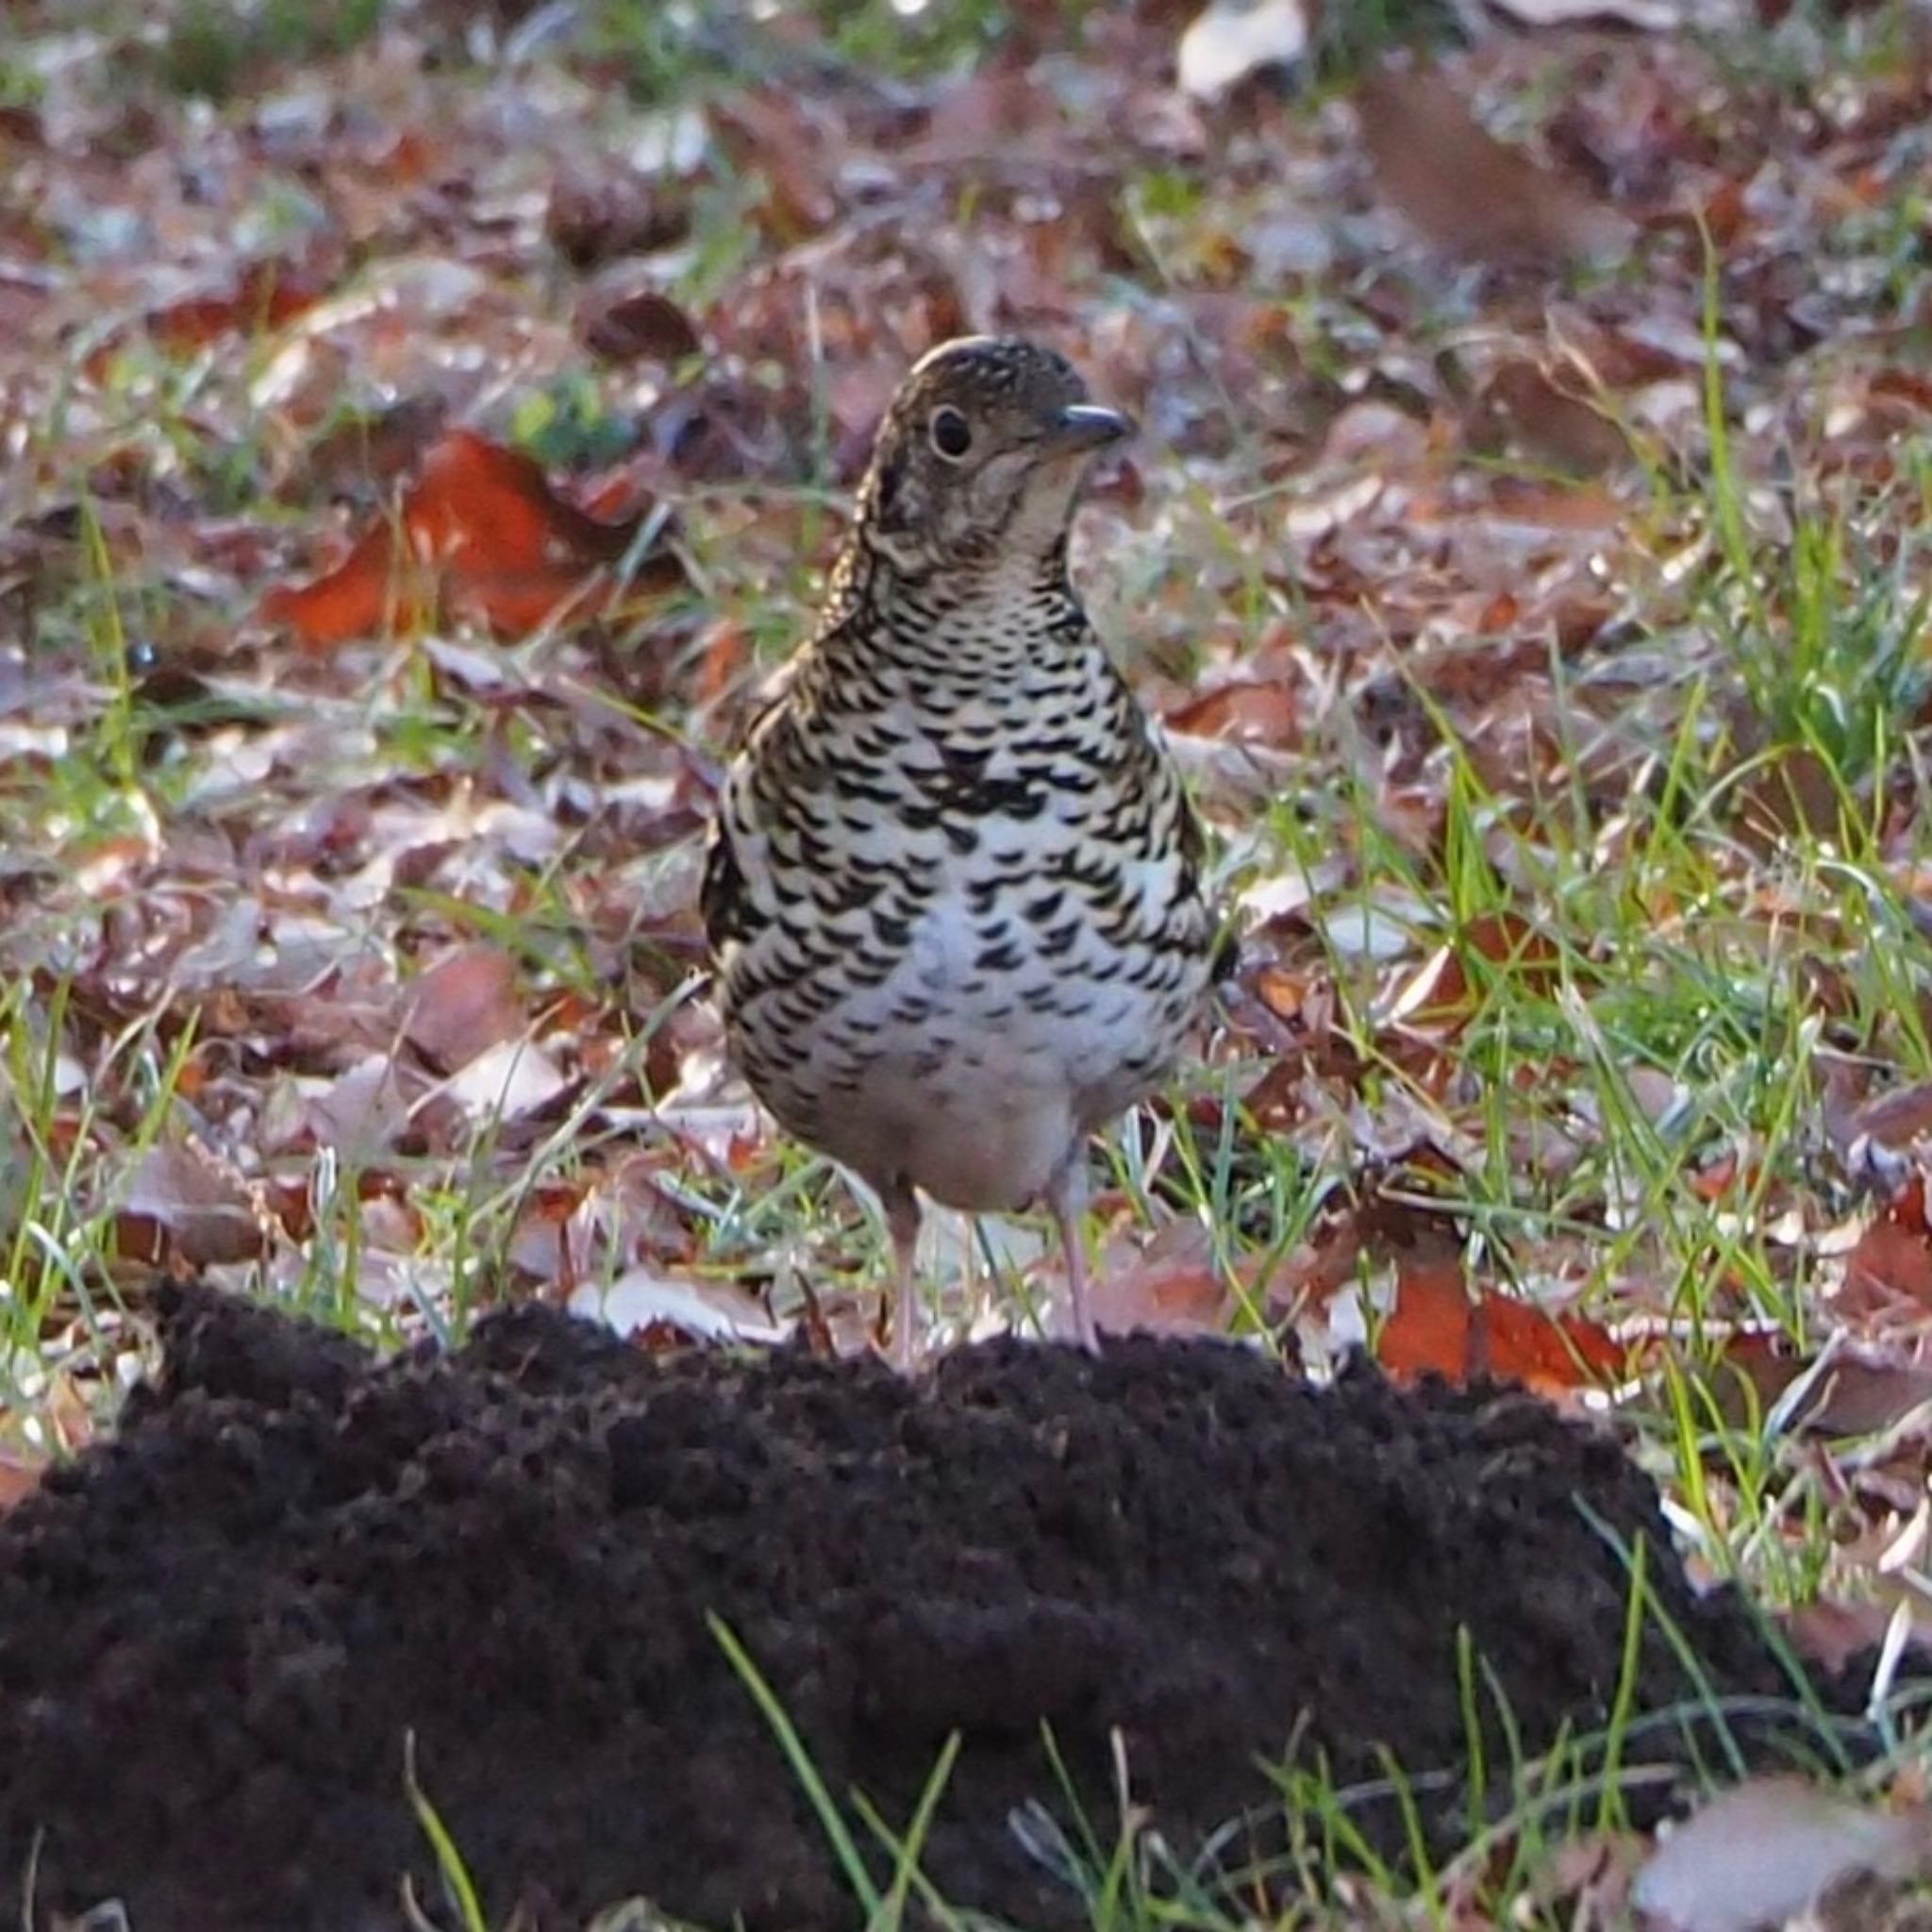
854, 337, 1131, 579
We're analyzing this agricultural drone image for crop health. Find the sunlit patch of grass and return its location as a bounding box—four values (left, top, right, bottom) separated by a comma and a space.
1250, 653, 1918, 1600
0, 976, 196, 1431
0, 58, 44, 109
582, 0, 1072, 105
1704, 0, 1932, 103
1199, 344, 1932, 1594
1309, 0, 1458, 83
813, 0, 1029, 77
509, 373, 641, 473
155, 0, 386, 102
1705, 494, 1932, 794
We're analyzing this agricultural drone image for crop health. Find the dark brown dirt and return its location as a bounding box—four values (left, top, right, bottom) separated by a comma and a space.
0, 1285, 1841, 1930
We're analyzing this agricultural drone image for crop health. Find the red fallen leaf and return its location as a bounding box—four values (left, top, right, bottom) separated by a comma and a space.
261, 1174, 314, 1245
1842, 1189, 1932, 1321
1466, 359, 1628, 475
1464, 909, 1564, 988
1380, 1260, 1620, 1392
150, 259, 325, 350
1802, 1352, 1932, 1437
1379, 1258, 1474, 1381
1253, 964, 1308, 1023
1678, 175, 1752, 250
261, 429, 672, 648
1714, 1328, 1803, 1423
1872, 369, 1932, 415
692, 621, 751, 709
1689, 1148, 1743, 1200
1473, 1293, 1623, 1391
579, 277, 704, 364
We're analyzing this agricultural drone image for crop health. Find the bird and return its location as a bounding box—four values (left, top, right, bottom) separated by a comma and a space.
701, 336, 1216, 1370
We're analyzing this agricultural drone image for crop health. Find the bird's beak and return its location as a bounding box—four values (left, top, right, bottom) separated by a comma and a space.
1045, 403, 1133, 456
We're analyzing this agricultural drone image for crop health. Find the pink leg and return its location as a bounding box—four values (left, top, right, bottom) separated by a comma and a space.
882, 1180, 924, 1374
1046, 1159, 1101, 1355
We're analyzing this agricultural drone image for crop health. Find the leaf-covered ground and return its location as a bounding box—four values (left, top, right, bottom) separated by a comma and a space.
4, 0, 1932, 1921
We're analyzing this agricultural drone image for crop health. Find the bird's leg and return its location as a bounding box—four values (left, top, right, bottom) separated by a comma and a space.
1045, 1157, 1101, 1355
881, 1177, 924, 1374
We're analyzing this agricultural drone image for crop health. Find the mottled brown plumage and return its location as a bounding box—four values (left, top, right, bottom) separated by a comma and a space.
703, 337, 1215, 1367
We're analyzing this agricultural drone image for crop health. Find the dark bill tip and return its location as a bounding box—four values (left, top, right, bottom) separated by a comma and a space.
1047, 402, 1133, 454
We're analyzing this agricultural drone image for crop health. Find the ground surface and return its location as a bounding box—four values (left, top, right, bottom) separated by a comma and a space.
7, 0, 1932, 1921
0, 1285, 1831, 1931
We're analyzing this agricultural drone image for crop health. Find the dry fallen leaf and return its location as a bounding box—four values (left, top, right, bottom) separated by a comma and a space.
442, 1039, 570, 1124
1357, 67, 1635, 272
578, 276, 705, 365
1840, 1179, 1932, 1322
149, 258, 326, 349
1088, 1219, 1233, 1339
118, 1140, 266, 1269
1720, 1328, 1932, 1439
1631, 1778, 1932, 1932
398, 943, 526, 1074
1467, 358, 1630, 475
1786, 1598, 1932, 1677
570, 1269, 791, 1346
1848, 1077, 1932, 1152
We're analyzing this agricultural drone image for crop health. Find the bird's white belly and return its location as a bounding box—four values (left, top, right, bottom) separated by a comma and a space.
805, 891, 1161, 1212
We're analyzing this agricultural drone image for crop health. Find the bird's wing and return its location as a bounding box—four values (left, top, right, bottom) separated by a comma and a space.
697, 806, 753, 958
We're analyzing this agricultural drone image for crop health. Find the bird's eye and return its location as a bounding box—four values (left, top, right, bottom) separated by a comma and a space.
928, 406, 973, 460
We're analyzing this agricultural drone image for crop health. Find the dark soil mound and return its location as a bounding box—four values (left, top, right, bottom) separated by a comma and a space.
0, 1286, 1830, 1930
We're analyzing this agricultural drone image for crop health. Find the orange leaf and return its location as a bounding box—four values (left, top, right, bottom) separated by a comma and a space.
1390, 910, 1563, 1032
1472, 1294, 1621, 1393
1380, 1261, 1620, 1392
693, 622, 751, 708
1688, 1148, 1741, 1200
260, 522, 402, 649
1379, 1260, 1474, 1381
262, 429, 657, 649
